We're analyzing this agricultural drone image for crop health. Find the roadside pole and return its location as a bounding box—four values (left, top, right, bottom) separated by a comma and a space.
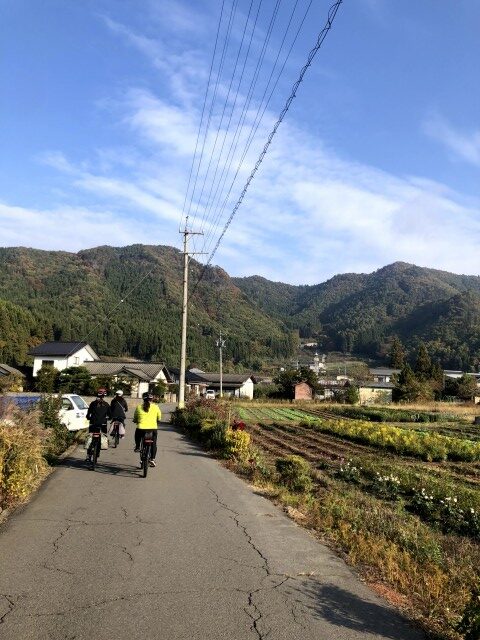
216, 332, 226, 398
178, 227, 204, 409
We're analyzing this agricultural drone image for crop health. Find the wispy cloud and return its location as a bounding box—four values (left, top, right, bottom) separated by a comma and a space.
4, 5, 479, 285
423, 113, 480, 167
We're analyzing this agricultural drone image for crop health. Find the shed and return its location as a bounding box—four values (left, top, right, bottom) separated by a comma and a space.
293, 381, 314, 401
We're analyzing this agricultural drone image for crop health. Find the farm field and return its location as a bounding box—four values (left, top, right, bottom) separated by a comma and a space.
233, 401, 480, 639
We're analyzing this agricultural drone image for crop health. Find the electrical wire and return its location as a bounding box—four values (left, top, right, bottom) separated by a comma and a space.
190, 0, 343, 300
201, 0, 308, 255
179, 0, 226, 233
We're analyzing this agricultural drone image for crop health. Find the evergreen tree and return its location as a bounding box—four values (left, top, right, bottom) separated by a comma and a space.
36, 365, 60, 392
389, 336, 405, 368
414, 343, 432, 381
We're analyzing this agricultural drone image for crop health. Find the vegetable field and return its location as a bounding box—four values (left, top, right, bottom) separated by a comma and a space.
233, 401, 480, 638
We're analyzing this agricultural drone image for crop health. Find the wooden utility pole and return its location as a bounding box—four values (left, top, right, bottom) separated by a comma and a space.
178, 227, 203, 409
216, 332, 226, 398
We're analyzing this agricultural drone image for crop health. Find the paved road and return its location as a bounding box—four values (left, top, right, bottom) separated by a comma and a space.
0, 405, 424, 640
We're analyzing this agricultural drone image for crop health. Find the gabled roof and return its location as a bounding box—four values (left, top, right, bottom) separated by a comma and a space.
186, 371, 253, 385
369, 368, 401, 375
28, 341, 99, 359
0, 364, 24, 377
83, 361, 171, 382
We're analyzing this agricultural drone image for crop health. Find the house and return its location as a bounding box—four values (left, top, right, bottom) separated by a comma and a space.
185, 370, 255, 399
308, 353, 326, 375
0, 364, 25, 391
358, 381, 394, 405
444, 370, 480, 386
369, 368, 400, 383
29, 342, 99, 376
293, 381, 314, 401
82, 360, 172, 398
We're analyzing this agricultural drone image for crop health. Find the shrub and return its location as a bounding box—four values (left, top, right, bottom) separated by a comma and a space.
224, 429, 251, 461
458, 579, 480, 640
38, 396, 75, 460
0, 406, 49, 508
275, 455, 312, 493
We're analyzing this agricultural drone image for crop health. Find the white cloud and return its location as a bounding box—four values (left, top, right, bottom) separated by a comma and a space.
7, 9, 478, 285
423, 113, 480, 167
0, 202, 148, 251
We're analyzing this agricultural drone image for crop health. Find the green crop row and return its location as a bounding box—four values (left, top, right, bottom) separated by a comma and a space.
302, 417, 480, 462
325, 405, 467, 424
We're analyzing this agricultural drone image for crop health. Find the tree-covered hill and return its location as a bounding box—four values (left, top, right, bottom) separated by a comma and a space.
1, 247, 479, 371
234, 262, 480, 369
0, 245, 295, 369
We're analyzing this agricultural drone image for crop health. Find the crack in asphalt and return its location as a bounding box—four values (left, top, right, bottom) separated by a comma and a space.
207, 484, 271, 577
207, 484, 303, 639
24, 587, 234, 619
121, 545, 134, 563
0, 594, 15, 625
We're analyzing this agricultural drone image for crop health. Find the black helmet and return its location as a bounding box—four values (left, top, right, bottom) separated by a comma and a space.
142, 391, 153, 400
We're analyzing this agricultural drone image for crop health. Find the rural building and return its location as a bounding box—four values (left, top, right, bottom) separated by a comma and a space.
183, 370, 255, 399
444, 370, 480, 386
358, 381, 394, 405
83, 360, 172, 398
369, 368, 400, 383
293, 381, 314, 401
29, 342, 99, 376
0, 364, 25, 391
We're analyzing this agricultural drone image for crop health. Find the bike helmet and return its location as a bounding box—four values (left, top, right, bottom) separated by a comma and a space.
97, 388, 107, 397
115, 390, 123, 396
142, 391, 154, 400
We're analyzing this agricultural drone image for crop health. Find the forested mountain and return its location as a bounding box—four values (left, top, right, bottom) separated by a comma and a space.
1, 246, 479, 371
234, 262, 480, 369
0, 245, 295, 369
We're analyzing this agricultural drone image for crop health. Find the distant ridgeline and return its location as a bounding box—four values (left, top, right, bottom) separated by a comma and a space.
0, 245, 479, 370
0, 245, 296, 369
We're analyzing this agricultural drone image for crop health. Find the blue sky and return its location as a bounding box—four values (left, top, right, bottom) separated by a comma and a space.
1, 0, 479, 284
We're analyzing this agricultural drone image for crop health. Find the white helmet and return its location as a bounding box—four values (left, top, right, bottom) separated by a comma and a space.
115, 389, 123, 396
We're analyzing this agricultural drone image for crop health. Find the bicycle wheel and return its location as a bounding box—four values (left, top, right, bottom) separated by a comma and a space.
114, 427, 120, 448
142, 444, 150, 478
91, 439, 98, 470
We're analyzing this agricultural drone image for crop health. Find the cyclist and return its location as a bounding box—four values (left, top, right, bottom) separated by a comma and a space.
110, 390, 128, 437
86, 388, 111, 462
133, 391, 161, 467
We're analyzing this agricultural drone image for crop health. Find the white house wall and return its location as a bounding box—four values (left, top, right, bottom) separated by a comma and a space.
239, 379, 254, 400
33, 346, 96, 376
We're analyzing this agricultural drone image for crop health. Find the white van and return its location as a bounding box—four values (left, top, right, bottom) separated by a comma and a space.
205, 389, 216, 400
59, 394, 89, 431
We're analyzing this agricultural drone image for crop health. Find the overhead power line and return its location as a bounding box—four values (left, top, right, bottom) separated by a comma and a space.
190, 0, 343, 299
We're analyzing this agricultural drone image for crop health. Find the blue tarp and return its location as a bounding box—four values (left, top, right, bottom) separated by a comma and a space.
0, 395, 42, 410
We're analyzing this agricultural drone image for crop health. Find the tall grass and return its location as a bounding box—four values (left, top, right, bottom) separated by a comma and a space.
0, 404, 49, 508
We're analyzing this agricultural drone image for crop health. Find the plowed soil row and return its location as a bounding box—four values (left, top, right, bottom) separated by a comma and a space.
248, 421, 480, 487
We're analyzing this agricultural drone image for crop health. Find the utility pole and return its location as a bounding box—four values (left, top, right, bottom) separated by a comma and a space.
216, 332, 226, 398
178, 226, 204, 409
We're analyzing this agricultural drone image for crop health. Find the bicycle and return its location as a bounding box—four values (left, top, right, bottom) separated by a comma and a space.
140, 430, 155, 478
88, 432, 102, 471
110, 420, 122, 448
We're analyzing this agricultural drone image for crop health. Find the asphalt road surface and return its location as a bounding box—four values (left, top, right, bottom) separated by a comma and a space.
0, 405, 424, 640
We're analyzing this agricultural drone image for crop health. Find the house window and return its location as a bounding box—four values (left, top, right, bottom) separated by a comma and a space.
42, 360, 54, 367
74, 357, 80, 365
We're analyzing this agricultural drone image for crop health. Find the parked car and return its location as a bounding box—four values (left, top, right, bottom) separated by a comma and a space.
205, 389, 216, 400
59, 394, 89, 431
4, 393, 89, 431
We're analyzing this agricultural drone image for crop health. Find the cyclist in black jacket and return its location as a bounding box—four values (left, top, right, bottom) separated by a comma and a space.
110, 390, 128, 422
86, 389, 111, 462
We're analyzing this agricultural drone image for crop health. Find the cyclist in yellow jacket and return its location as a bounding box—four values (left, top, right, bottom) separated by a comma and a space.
133, 392, 161, 467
